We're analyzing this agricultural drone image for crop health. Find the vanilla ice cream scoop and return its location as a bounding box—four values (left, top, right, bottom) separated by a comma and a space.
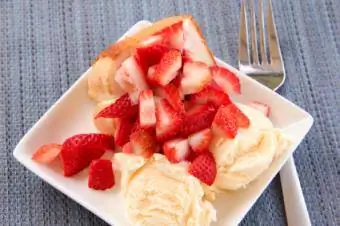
210, 104, 290, 191
114, 153, 216, 226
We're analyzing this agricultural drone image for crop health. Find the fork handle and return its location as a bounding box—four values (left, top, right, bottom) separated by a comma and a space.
280, 157, 311, 226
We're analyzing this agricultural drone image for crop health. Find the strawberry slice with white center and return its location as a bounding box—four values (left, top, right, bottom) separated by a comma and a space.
130, 128, 157, 158
155, 99, 184, 142
182, 19, 215, 66
247, 101, 270, 117
149, 49, 182, 86
121, 56, 149, 91
212, 103, 250, 138
139, 90, 156, 128
188, 128, 213, 154
95, 93, 138, 119
163, 138, 190, 163
32, 143, 62, 164
188, 86, 231, 107
115, 66, 137, 93
159, 22, 184, 50
180, 61, 212, 95
211, 66, 241, 94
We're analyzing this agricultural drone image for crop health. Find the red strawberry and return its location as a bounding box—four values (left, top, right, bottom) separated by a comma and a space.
155, 99, 183, 142
247, 101, 270, 117
181, 103, 217, 137
231, 104, 250, 128
121, 56, 149, 91
188, 86, 231, 107
188, 128, 213, 154
180, 62, 212, 95
88, 159, 115, 190
60, 134, 115, 177
114, 118, 135, 147
212, 103, 249, 138
130, 128, 157, 158
95, 93, 138, 119
211, 66, 241, 94
135, 44, 170, 73
158, 22, 184, 50
139, 90, 156, 128
163, 83, 185, 112
122, 142, 133, 154
149, 49, 182, 86
32, 143, 62, 164
188, 152, 217, 185
163, 138, 190, 163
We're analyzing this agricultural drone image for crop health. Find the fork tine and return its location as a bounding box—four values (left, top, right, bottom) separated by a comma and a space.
249, 0, 259, 65
267, 0, 281, 67
258, 0, 267, 65
238, 0, 250, 65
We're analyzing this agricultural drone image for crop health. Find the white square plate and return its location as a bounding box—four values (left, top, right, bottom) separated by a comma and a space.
13, 20, 313, 226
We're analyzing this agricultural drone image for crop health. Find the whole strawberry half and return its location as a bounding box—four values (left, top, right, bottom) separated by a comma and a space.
188, 152, 217, 186
181, 103, 217, 137
88, 159, 115, 190
60, 134, 115, 177
95, 93, 138, 119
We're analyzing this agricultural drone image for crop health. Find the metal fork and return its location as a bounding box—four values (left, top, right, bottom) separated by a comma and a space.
238, 1, 311, 225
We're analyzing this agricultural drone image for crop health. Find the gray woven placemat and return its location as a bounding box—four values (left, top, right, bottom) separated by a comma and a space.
0, 0, 339, 225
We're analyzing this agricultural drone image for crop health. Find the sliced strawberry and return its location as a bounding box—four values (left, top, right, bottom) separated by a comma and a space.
135, 44, 170, 73
163, 138, 190, 163
139, 90, 156, 128
188, 128, 213, 154
150, 49, 182, 86
114, 66, 137, 93
182, 19, 215, 66
211, 66, 241, 94
181, 103, 217, 137
158, 22, 184, 50
188, 86, 231, 107
188, 152, 217, 185
212, 103, 249, 138
180, 62, 212, 95
155, 99, 184, 142
163, 83, 185, 113
95, 93, 138, 119
121, 56, 149, 91
88, 159, 115, 190
122, 142, 133, 154
247, 101, 270, 117
114, 118, 135, 147
60, 134, 115, 177
32, 143, 62, 164
130, 128, 157, 158
139, 35, 163, 47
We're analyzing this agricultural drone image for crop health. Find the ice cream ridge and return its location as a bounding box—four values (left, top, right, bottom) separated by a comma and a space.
86, 15, 291, 225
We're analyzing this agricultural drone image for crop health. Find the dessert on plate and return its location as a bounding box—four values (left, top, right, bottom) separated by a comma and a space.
32, 15, 290, 225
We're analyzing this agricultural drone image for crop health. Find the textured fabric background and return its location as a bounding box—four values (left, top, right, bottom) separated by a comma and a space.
0, 0, 339, 225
